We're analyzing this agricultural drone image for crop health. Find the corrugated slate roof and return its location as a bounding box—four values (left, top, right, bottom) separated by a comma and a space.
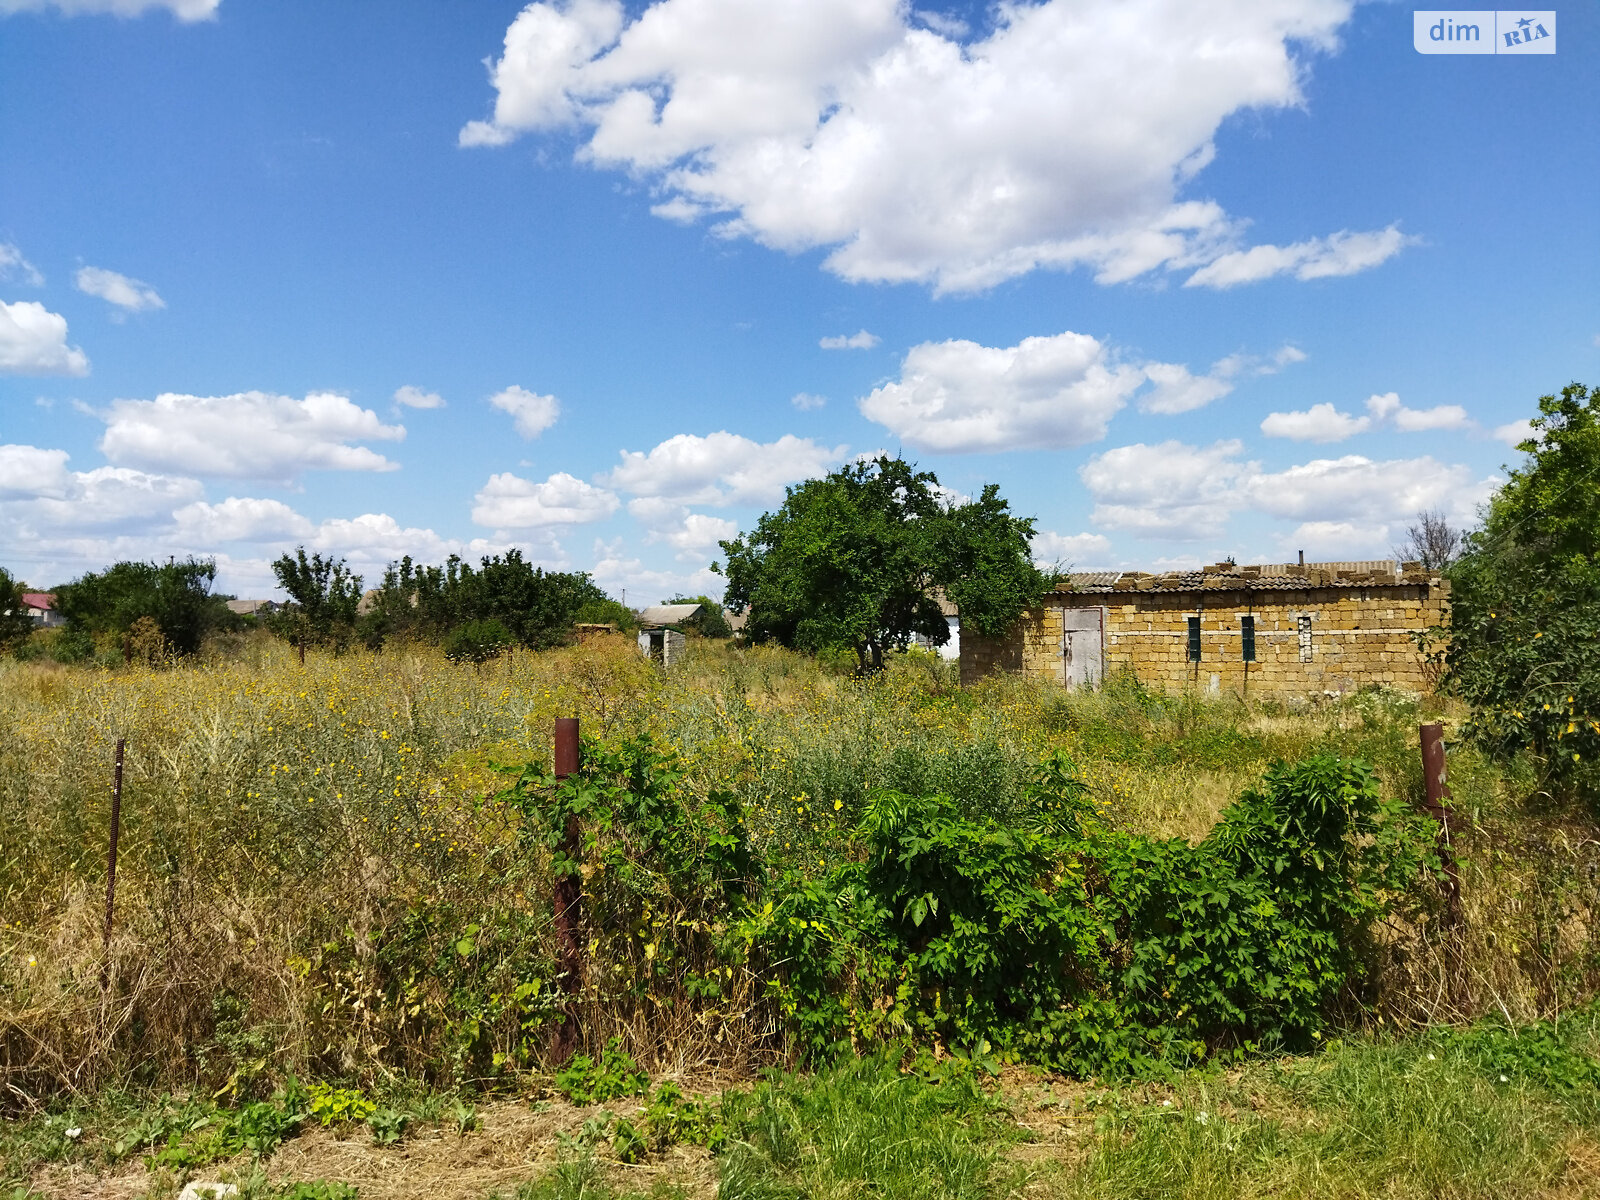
1054, 561, 1439, 595
637, 603, 703, 626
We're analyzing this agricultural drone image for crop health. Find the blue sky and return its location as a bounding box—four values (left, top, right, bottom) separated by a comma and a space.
2, 0, 1596, 601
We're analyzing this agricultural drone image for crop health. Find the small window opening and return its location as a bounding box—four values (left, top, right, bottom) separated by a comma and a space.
1297, 614, 1313, 663
1241, 615, 1256, 662
1187, 615, 1201, 662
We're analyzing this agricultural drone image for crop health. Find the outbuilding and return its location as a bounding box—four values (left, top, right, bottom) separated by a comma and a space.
635, 603, 700, 666
960, 560, 1448, 697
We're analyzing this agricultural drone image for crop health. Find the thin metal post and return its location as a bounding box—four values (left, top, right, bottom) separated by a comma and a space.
100, 738, 126, 992
550, 717, 582, 1063
1420, 722, 1463, 926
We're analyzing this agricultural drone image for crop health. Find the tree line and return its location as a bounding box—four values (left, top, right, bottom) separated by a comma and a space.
0, 548, 650, 664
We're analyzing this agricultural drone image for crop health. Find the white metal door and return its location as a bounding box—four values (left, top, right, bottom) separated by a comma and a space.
1063, 607, 1105, 689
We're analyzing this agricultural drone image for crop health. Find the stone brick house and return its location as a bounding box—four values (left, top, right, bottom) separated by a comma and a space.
959, 560, 1448, 697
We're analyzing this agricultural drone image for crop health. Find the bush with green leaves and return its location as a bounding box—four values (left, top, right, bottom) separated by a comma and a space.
750, 751, 1440, 1074
1442, 381, 1600, 793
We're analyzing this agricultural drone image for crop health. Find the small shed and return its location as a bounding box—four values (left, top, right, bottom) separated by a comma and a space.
635, 603, 700, 666
960, 560, 1448, 697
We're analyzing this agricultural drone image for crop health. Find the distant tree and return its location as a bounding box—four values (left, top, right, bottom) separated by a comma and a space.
359, 550, 614, 651
665, 594, 732, 639
53, 557, 231, 656
717, 456, 1045, 672
1442, 382, 1600, 790
271, 548, 364, 650
574, 595, 638, 632
1395, 508, 1463, 571
0, 566, 33, 651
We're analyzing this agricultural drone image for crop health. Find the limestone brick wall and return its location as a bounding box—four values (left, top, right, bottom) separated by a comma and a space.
961, 584, 1448, 696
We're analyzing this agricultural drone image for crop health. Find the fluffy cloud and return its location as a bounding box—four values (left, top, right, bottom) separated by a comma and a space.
602, 431, 845, 505
0, 0, 220, 18
1081, 440, 1254, 540
489, 385, 560, 437
171, 496, 313, 543
0, 300, 89, 376
461, 0, 1407, 292
820, 330, 880, 350
2, 460, 203, 537
790, 392, 827, 411
1183, 225, 1415, 288
1261, 391, 1474, 442
472, 471, 619, 528
393, 385, 445, 410
0, 243, 43, 286
859, 331, 1296, 451
627, 497, 739, 559
1241, 454, 1486, 525
1494, 418, 1535, 447
1031, 530, 1113, 568
0, 444, 71, 498
1079, 437, 1494, 553
1366, 391, 1471, 432
97, 391, 405, 482
1260, 402, 1371, 442
860, 331, 1142, 451
75, 266, 165, 313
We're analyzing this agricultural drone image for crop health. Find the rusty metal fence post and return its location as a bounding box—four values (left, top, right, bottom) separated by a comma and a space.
1420, 722, 1464, 927
550, 717, 583, 1063
100, 737, 126, 994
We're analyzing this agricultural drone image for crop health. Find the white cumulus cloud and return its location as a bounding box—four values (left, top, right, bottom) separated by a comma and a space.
627, 497, 740, 559
75, 266, 165, 313
859, 331, 1296, 450
171, 496, 313, 543
1081, 440, 1254, 540
393, 385, 445, 410
0, 0, 220, 19
602, 431, 846, 505
1260, 402, 1371, 442
460, 0, 1406, 293
790, 392, 827, 411
0, 444, 72, 498
1493, 418, 1535, 447
0, 300, 89, 376
97, 391, 405, 482
860, 331, 1143, 452
472, 471, 619, 528
1262, 391, 1474, 442
820, 330, 880, 350
489, 385, 561, 438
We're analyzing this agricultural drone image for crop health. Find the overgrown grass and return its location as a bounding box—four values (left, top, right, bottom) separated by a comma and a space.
2, 636, 1597, 1115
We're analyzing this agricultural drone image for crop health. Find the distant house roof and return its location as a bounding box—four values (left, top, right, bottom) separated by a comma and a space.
226, 599, 279, 616
20, 592, 53, 610
1051, 560, 1439, 596
637, 603, 702, 627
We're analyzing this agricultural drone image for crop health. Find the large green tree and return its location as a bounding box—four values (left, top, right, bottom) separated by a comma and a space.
716, 456, 1045, 672
1443, 382, 1600, 790
53, 557, 231, 656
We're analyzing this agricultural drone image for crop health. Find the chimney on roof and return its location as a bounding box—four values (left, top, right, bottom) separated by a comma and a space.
1298, 549, 1305, 566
